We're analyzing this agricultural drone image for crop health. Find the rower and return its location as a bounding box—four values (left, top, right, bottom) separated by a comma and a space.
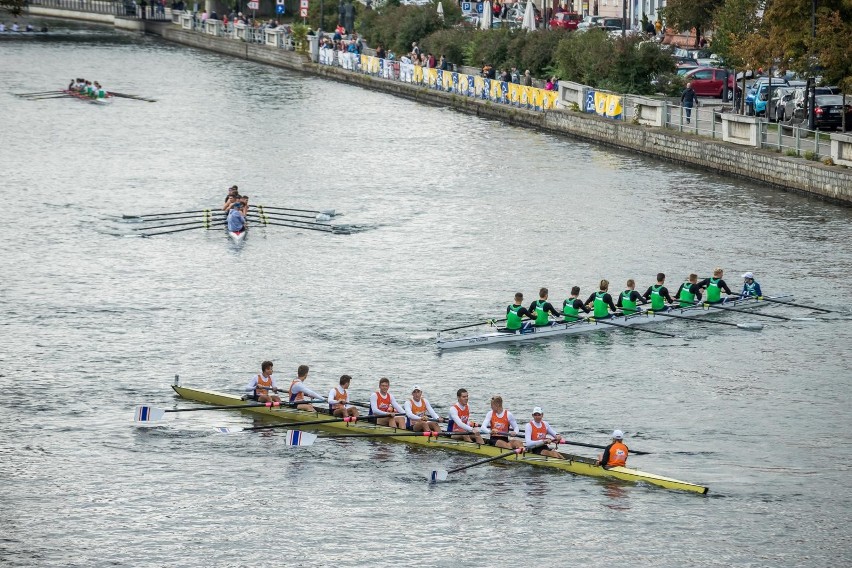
94, 82, 106, 99
741, 271, 762, 298
696, 268, 734, 304
226, 202, 245, 233
643, 273, 675, 312
673, 273, 702, 308
245, 360, 280, 403
596, 429, 629, 469
369, 377, 406, 429
328, 374, 359, 420
447, 388, 484, 444
561, 286, 590, 322
404, 386, 443, 433
525, 407, 567, 459
479, 395, 523, 450
529, 287, 560, 327
239, 194, 250, 217
223, 185, 239, 209
289, 365, 325, 412
498, 292, 536, 334
616, 279, 646, 315
584, 279, 618, 319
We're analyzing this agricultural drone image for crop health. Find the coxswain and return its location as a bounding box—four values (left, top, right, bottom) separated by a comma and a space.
740, 271, 762, 298
696, 268, 734, 304
369, 377, 406, 429
525, 407, 567, 459
447, 388, 484, 444
528, 287, 561, 327
328, 374, 359, 420
404, 386, 443, 433
616, 279, 646, 315
68, 78, 75, 90
673, 273, 702, 307
244, 360, 281, 403
226, 202, 245, 233
479, 395, 523, 450
596, 429, 629, 469
498, 292, 536, 333
561, 286, 590, 322
643, 273, 675, 312
288, 365, 325, 412
585, 279, 618, 319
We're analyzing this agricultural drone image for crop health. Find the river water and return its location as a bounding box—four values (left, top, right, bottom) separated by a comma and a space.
1, 19, 851, 567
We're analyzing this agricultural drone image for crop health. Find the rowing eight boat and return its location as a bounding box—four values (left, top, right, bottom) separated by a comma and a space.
172, 384, 709, 494
62, 89, 113, 105
436, 294, 793, 349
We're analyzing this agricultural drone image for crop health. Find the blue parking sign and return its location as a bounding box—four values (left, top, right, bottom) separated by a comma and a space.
276, 5, 284, 13
476, 2, 483, 13
462, 2, 471, 10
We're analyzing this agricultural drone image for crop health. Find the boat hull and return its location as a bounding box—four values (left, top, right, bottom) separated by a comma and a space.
63, 89, 113, 104
437, 295, 793, 349
228, 229, 246, 242
172, 385, 709, 494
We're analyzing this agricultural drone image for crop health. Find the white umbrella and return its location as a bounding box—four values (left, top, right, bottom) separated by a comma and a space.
437, 1, 444, 20
481, 1, 493, 30
521, 1, 536, 31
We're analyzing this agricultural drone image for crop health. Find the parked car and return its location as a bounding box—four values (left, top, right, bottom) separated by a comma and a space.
676, 63, 699, 76
744, 77, 790, 114
789, 95, 852, 131
752, 83, 797, 117
549, 12, 581, 30
683, 67, 738, 100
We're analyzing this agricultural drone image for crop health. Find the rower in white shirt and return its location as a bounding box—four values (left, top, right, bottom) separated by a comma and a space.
447, 388, 484, 444
288, 365, 325, 412
404, 385, 444, 433
480, 395, 523, 450
369, 377, 406, 429
525, 407, 567, 459
328, 374, 359, 420
244, 360, 280, 403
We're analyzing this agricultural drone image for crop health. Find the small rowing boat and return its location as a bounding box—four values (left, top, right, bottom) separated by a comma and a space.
172, 384, 709, 493
436, 294, 793, 349
228, 227, 247, 243
63, 89, 113, 105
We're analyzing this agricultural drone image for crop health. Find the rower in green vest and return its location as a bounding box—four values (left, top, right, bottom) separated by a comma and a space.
673, 273, 702, 308
584, 279, 618, 319
528, 287, 561, 327
562, 286, 591, 322
499, 292, 536, 334
696, 268, 734, 304
642, 273, 675, 311
616, 279, 646, 315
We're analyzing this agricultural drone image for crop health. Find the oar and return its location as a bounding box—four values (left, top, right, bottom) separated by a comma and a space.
15, 90, 65, 96
127, 212, 224, 223
260, 220, 349, 234
110, 91, 157, 102
429, 448, 525, 482
135, 399, 326, 422
123, 209, 214, 219
646, 309, 763, 330
249, 210, 328, 221
507, 432, 651, 455
141, 222, 226, 236
28, 94, 74, 100
246, 213, 332, 227
439, 318, 503, 333
215, 416, 357, 434
757, 296, 832, 313
133, 218, 214, 231
259, 205, 336, 216
586, 317, 678, 338
694, 301, 790, 321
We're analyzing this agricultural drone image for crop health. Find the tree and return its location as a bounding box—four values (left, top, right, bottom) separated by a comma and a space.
812, 4, 852, 92
0, 0, 26, 16
710, 0, 761, 69
660, 0, 724, 48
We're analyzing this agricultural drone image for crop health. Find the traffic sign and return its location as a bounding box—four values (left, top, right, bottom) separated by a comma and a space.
300, 8, 308, 17
247, 0, 258, 9
276, 5, 284, 13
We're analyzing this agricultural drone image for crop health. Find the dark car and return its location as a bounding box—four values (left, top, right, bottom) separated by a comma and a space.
549, 12, 581, 30
683, 67, 738, 100
807, 95, 852, 130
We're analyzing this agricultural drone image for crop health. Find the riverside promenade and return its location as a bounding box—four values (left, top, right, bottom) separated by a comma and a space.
24, 4, 852, 204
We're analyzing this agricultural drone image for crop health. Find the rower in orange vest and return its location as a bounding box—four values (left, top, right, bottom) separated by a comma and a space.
524, 406, 568, 459
596, 429, 629, 468
328, 374, 359, 420
245, 360, 281, 403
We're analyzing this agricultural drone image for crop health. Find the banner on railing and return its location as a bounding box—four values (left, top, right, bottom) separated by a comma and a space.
592, 91, 623, 119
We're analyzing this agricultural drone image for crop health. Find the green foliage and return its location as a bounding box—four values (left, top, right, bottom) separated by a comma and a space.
463, 28, 514, 69
606, 36, 676, 94
554, 29, 615, 88
653, 72, 687, 97
785, 149, 799, 157
804, 150, 819, 161
710, 0, 760, 69
511, 29, 569, 78
0, 0, 25, 16
421, 28, 469, 69
660, 0, 723, 48
359, 4, 450, 55
291, 23, 309, 51
307, 0, 344, 32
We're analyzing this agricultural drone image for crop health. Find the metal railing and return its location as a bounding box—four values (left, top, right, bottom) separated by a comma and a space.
28, 0, 172, 20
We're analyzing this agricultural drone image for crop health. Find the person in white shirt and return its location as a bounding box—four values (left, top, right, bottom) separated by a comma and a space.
328, 374, 359, 420
404, 386, 443, 433
369, 377, 405, 429
288, 365, 325, 412
244, 360, 280, 403
525, 407, 567, 459
480, 395, 523, 450
447, 388, 484, 444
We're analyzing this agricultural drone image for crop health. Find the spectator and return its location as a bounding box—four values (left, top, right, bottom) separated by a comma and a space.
511, 67, 520, 83
545, 77, 554, 90
680, 81, 697, 124
375, 43, 385, 60
412, 41, 421, 58
522, 69, 532, 86
427, 53, 436, 68
500, 69, 510, 82
439, 54, 448, 71
655, 19, 662, 36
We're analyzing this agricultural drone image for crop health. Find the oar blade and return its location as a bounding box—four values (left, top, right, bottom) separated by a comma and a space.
736, 322, 764, 330
429, 469, 449, 483
134, 405, 166, 422
284, 430, 317, 447
215, 426, 235, 434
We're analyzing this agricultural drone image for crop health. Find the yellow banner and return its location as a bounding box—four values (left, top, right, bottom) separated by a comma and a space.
426, 68, 438, 88
606, 94, 623, 118
413, 65, 424, 85
508, 83, 520, 105
543, 90, 558, 110
363, 55, 379, 74
490, 80, 501, 101
595, 92, 608, 116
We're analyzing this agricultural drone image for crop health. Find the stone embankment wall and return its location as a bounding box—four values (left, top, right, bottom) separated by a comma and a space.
26, 8, 852, 204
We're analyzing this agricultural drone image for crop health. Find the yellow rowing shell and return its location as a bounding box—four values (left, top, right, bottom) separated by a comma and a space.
173, 385, 709, 494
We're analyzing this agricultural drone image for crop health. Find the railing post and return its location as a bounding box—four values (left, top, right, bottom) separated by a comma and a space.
795, 126, 800, 155
679, 105, 683, 132
814, 128, 819, 156
711, 109, 716, 138
777, 122, 782, 151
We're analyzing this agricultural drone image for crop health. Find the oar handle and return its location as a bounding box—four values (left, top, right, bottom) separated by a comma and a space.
447, 447, 524, 475
439, 318, 504, 332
